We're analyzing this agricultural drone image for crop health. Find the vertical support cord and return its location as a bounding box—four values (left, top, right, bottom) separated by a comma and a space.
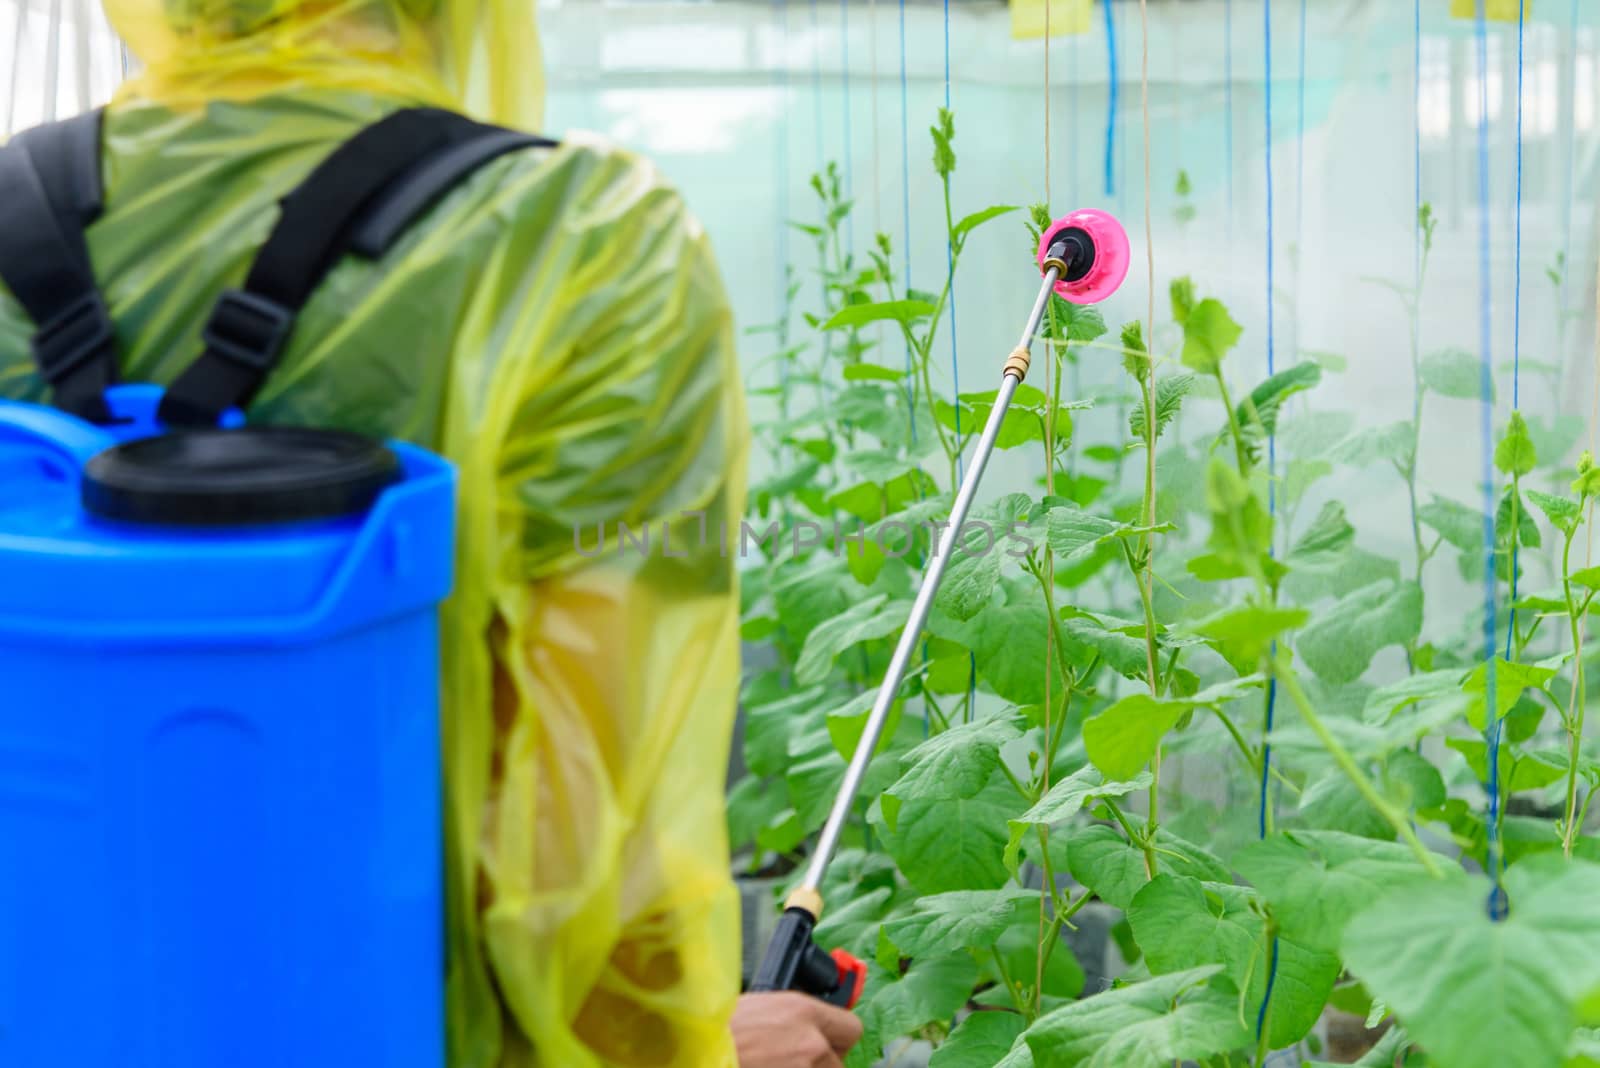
1506, 0, 1525, 660
1224, 0, 1234, 236
1070, 16, 1080, 204
1474, 0, 1507, 922
1560, 0, 1580, 321
869, 0, 881, 239
899, 0, 913, 409
940, 0, 973, 712
1257, 0, 1283, 1049
840, 0, 854, 255
1414, 0, 1422, 295
1044, 0, 1051, 203
776, 0, 792, 411
810, 0, 825, 180
1101, 0, 1118, 198
1294, 0, 1307, 362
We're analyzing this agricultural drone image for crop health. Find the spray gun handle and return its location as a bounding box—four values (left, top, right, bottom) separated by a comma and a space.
750, 907, 868, 1009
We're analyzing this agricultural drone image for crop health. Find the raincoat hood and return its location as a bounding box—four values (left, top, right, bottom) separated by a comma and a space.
103, 0, 544, 128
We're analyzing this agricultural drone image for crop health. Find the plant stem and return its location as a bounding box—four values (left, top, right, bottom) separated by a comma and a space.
1103, 796, 1158, 879
1561, 524, 1590, 856
1274, 656, 1443, 877
990, 948, 1031, 1019
1212, 370, 1252, 477
1211, 704, 1259, 774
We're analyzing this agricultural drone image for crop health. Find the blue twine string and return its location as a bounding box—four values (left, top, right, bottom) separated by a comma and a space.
1101, 0, 1118, 197
1473, 0, 1507, 922
1258, 0, 1283, 1047
1505, 0, 1525, 662
840, 0, 854, 254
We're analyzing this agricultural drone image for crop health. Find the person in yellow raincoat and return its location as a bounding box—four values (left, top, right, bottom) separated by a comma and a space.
0, 2, 862, 1066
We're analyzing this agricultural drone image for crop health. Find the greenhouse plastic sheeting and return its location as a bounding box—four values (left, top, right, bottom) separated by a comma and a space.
0, 3, 751, 1065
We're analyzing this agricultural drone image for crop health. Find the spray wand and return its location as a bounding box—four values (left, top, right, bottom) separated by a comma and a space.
750, 210, 1132, 1008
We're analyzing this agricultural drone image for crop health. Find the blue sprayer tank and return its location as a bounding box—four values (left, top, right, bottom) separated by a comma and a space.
0, 385, 452, 1067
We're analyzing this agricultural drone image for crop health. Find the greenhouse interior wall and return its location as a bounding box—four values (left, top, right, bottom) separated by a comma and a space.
6, 0, 1600, 1065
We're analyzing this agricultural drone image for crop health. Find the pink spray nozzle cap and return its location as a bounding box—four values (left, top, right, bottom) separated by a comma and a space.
1035, 209, 1131, 305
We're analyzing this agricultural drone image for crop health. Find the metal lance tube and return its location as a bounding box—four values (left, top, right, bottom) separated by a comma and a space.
795, 265, 1062, 898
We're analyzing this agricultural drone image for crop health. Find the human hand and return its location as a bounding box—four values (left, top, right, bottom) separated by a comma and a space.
731, 992, 864, 1068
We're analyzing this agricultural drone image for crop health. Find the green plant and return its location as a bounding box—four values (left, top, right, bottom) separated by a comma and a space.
731, 107, 1600, 1068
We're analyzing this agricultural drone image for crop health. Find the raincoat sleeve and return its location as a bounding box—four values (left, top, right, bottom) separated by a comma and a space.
442, 137, 749, 1068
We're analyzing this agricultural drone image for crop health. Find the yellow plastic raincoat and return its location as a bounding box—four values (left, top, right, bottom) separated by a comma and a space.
0, 4, 748, 1067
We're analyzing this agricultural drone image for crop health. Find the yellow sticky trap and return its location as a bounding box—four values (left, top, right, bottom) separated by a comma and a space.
1450, 0, 1530, 21
1010, 0, 1093, 40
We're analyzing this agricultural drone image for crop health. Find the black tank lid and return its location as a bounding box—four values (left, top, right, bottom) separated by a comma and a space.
82, 427, 403, 526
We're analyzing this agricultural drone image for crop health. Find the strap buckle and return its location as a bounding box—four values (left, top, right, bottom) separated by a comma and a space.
30, 292, 114, 384
202, 289, 294, 372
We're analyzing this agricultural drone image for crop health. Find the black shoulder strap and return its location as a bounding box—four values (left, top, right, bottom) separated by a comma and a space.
0, 109, 117, 423
158, 108, 555, 427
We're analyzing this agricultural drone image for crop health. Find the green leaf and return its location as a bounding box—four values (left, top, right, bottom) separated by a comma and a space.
1183, 602, 1310, 665
1448, 737, 1567, 794
851, 953, 979, 1068
1289, 501, 1355, 564
814, 886, 899, 962
935, 539, 1004, 621
1496, 410, 1539, 476
1419, 494, 1484, 553
883, 888, 1035, 958
1120, 321, 1149, 380
744, 686, 829, 777
1333, 420, 1415, 468
1169, 277, 1195, 323
1343, 856, 1600, 1068
1180, 298, 1243, 374
1235, 361, 1323, 442
884, 716, 1024, 822
930, 108, 957, 178
875, 775, 1021, 894
842, 362, 908, 382
1048, 300, 1109, 343
1061, 823, 1230, 909
1022, 967, 1251, 1068
824, 688, 904, 761
1296, 581, 1423, 685
1235, 830, 1445, 954
1044, 504, 1128, 563
1004, 766, 1153, 875
1128, 875, 1340, 1048
794, 595, 912, 684
1129, 373, 1195, 444
929, 1012, 1028, 1068
953, 204, 1020, 240
727, 774, 790, 850
1462, 655, 1564, 730
822, 299, 937, 330
1083, 695, 1193, 780
969, 597, 1068, 705
1421, 347, 1493, 400
1530, 489, 1584, 535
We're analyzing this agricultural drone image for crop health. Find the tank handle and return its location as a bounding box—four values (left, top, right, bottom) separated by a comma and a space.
0, 399, 115, 483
